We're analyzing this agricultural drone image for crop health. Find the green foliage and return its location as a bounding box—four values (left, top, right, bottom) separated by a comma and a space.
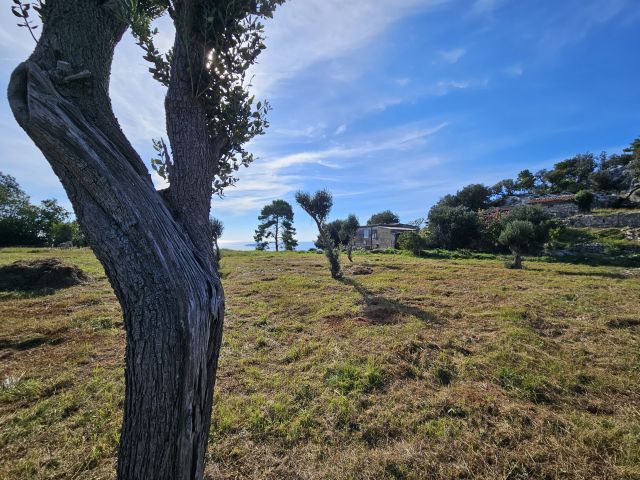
295, 190, 333, 225
339, 215, 359, 245
339, 214, 359, 261
0, 173, 73, 247
575, 189, 595, 212
426, 204, 480, 250
210, 217, 224, 241
501, 205, 553, 247
516, 169, 536, 192
37, 199, 69, 245
124, 0, 285, 196
438, 184, 492, 211
50, 222, 73, 245
367, 210, 399, 225
499, 220, 537, 269
625, 137, 640, 180
296, 190, 341, 278
315, 219, 343, 249
397, 231, 425, 256
491, 179, 517, 199
498, 220, 536, 254
254, 200, 297, 251
210, 216, 224, 266
544, 153, 596, 193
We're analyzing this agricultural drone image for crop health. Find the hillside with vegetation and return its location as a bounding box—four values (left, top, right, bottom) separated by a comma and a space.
392, 138, 640, 267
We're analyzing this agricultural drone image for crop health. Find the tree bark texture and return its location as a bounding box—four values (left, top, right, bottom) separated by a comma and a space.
7, 1, 224, 479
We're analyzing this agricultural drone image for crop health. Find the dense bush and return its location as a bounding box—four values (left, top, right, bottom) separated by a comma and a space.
397, 231, 426, 256
426, 205, 481, 250
501, 205, 553, 246
575, 190, 594, 212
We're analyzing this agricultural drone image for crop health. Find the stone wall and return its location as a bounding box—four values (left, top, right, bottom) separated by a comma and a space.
566, 212, 640, 228
543, 203, 579, 218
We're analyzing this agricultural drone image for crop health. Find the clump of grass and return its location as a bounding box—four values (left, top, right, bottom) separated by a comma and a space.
496, 366, 553, 403
325, 359, 385, 395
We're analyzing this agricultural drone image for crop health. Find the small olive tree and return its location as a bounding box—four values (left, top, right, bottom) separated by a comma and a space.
339, 214, 359, 262
498, 220, 535, 269
295, 190, 342, 278
210, 217, 224, 268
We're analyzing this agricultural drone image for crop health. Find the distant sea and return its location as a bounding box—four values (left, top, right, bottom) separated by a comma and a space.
220, 241, 317, 251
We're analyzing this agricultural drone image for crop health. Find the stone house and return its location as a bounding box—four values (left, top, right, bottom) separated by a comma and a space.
353, 223, 418, 250
525, 194, 578, 218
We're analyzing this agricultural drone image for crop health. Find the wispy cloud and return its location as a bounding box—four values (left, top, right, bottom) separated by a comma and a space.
438, 48, 466, 64
537, 0, 629, 54
251, 0, 450, 97
212, 121, 449, 214
504, 64, 524, 77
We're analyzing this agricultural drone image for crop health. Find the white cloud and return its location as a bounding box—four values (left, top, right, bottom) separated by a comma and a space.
438, 48, 466, 63
211, 121, 449, 214
273, 123, 327, 139
251, 0, 450, 97
335, 124, 347, 135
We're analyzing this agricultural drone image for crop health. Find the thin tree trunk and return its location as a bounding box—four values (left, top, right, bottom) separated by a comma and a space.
347, 241, 354, 262
214, 238, 221, 269
316, 220, 341, 278
513, 252, 523, 269
7, 2, 223, 479
275, 218, 279, 252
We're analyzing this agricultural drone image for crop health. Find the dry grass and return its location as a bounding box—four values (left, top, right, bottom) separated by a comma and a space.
1, 247, 639, 479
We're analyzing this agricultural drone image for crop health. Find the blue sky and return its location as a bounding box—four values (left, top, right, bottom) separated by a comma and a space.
1, 0, 639, 245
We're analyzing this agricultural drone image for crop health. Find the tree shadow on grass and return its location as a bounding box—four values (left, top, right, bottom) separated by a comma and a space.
0, 288, 57, 302
539, 254, 640, 268
339, 276, 441, 325
554, 270, 629, 280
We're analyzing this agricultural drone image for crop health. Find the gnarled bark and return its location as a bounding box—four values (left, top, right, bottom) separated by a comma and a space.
7, 1, 223, 478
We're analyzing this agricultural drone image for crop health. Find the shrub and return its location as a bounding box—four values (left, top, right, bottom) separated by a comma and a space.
426, 205, 480, 250
397, 231, 425, 256
575, 189, 595, 212
501, 205, 553, 246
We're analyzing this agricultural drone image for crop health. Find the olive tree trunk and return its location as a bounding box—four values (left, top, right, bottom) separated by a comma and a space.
512, 251, 523, 269
316, 220, 342, 279
7, 2, 223, 479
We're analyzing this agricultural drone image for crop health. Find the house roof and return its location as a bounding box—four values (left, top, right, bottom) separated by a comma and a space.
357, 223, 418, 230
528, 194, 575, 204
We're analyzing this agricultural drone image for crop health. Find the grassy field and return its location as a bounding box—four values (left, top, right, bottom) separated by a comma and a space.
1, 248, 640, 479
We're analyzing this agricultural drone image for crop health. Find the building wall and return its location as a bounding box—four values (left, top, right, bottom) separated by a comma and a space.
353, 226, 416, 249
